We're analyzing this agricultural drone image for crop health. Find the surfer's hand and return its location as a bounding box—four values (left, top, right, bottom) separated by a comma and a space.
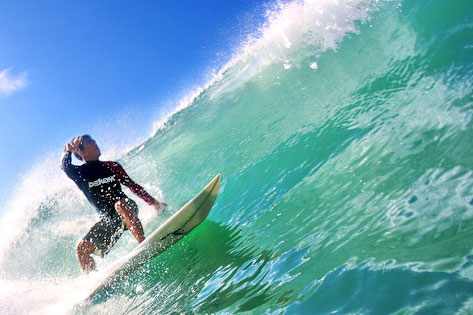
66, 136, 82, 152
153, 200, 168, 214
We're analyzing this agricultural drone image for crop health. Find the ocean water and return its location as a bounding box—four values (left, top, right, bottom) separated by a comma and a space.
1, 0, 473, 313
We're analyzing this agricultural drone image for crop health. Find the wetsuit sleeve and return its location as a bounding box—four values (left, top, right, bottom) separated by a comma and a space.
111, 162, 158, 205
61, 151, 80, 181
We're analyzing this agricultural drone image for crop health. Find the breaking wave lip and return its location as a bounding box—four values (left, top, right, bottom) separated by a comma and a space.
148, 0, 380, 140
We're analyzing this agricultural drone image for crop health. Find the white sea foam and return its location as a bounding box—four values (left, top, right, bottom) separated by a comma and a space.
0, 153, 81, 267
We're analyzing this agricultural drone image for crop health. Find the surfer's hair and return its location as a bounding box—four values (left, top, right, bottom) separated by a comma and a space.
73, 134, 92, 161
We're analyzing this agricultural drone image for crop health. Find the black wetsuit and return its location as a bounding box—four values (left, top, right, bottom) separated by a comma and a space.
61, 151, 156, 218
61, 151, 156, 256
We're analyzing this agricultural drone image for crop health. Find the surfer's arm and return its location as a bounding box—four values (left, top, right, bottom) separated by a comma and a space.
61, 137, 82, 180
108, 162, 164, 208
60, 150, 80, 180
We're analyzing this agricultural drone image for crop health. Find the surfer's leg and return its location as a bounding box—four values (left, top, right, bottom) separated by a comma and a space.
77, 240, 97, 273
115, 199, 145, 243
78, 219, 118, 272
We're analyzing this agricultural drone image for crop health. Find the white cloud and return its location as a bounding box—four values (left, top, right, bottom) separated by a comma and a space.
0, 68, 28, 96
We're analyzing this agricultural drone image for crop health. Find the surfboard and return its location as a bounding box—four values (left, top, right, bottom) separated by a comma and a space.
85, 174, 221, 300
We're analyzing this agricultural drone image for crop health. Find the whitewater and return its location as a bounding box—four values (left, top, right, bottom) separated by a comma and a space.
1, 0, 473, 313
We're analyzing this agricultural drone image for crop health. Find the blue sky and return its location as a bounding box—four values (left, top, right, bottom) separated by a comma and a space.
0, 1, 271, 206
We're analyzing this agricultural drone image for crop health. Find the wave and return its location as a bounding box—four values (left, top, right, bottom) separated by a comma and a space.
2, 0, 473, 313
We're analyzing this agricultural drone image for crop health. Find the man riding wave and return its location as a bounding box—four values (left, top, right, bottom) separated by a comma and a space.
61, 135, 167, 272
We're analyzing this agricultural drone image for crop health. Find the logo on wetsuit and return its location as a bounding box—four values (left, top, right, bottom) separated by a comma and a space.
89, 175, 116, 188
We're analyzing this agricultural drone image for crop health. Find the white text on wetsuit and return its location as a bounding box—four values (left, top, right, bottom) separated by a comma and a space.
89, 176, 116, 188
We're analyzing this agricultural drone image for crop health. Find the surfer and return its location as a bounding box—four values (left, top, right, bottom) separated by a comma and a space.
61, 135, 167, 273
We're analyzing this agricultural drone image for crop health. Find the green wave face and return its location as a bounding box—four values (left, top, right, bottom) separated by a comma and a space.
2, 0, 473, 313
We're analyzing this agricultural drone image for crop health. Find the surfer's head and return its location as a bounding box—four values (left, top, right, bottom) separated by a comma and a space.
74, 135, 101, 162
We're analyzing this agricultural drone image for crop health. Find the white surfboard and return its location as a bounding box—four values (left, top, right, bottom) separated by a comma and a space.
85, 174, 221, 300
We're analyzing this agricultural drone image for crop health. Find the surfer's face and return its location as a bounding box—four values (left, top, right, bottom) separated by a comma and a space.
80, 137, 101, 161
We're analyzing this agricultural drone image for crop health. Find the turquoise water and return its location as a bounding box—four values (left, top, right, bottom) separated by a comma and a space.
1, 0, 473, 313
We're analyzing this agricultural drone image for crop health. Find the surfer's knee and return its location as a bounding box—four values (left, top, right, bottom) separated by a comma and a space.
115, 198, 130, 208
77, 240, 96, 257
114, 199, 128, 213
77, 240, 97, 273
